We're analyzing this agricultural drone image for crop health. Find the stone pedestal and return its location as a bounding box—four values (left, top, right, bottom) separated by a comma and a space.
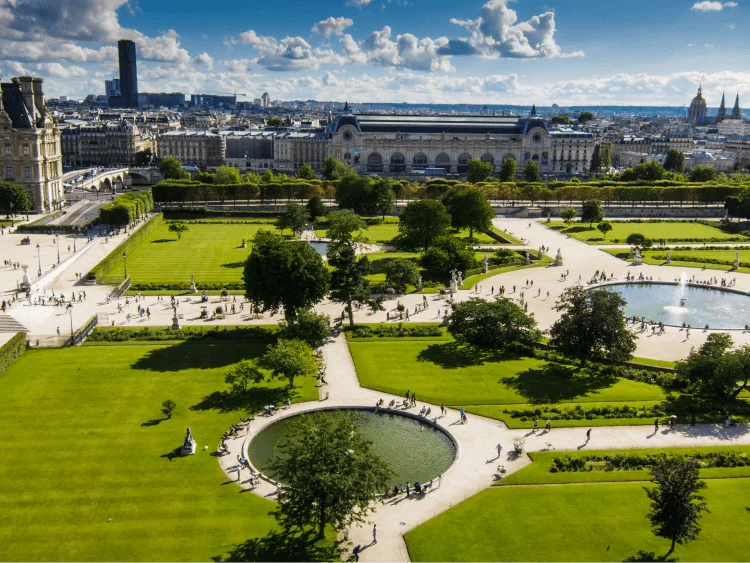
633, 252, 643, 266
554, 249, 564, 267
181, 428, 196, 456
450, 280, 458, 292
188, 274, 197, 294
171, 307, 181, 330
734, 252, 740, 270
20, 266, 31, 291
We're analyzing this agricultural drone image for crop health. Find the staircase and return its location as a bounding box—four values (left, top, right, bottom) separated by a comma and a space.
0, 315, 28, 333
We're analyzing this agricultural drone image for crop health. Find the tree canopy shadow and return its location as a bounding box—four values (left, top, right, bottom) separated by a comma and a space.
131, 340, 264, 372
624, 550, 678, 562
417, 342, 516, 369
150, 239, 176, 244
141, 417, 167, 427
221, 262, 245, 269
502, 364, 618, 404
191, 385, 299, 414
212, 530, 338, 562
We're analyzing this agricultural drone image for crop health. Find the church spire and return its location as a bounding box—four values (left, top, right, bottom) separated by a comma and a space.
716, 92, 727, 124
732, 94, 741, 120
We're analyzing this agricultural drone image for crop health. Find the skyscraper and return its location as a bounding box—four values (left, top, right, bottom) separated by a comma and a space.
118, 39, 138, 108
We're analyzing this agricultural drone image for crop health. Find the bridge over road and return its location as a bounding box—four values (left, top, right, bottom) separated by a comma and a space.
62, 167, 160, 193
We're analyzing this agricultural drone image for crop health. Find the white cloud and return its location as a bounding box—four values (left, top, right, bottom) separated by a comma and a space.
35, 62, 87, 78
345, 0, 373, 6
691, 1, 738, 11
2, 60, 31, 76
224, 58, 252, 72
312, 17, 354, 38
194, 52, 214, 68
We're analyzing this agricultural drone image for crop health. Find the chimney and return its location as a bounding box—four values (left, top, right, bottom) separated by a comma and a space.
32, 78, 45, 118
15, 76, 36, 117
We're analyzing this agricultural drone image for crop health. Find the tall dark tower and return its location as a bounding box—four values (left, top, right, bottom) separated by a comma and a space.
732, 95, 742, 120
716, 93, 727, 124
118, 39, 138, 108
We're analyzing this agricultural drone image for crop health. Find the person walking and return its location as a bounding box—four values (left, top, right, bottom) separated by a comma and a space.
546, 419, 551, 432
654, 419, 659, 433
586, 428, 592, 441
440, 404, 446, 417
372, 524, 377, 544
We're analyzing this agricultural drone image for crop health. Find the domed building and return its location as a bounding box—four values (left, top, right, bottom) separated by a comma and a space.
688, 85, 708, 124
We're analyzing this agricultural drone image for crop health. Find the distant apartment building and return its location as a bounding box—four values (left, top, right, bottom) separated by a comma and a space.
0, 76, 64, 211
138, 93, 186, 108
61, 121, 155, 167
190, 94, 236, 110
273, 130, 330, 173
261, 92, 271, 108
157, 130, 225, 169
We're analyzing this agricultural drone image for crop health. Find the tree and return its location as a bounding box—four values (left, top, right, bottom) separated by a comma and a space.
0, 183, 33, 215
600, 144, 612, 171
689, 165, 717, 183
664, 149, 686, 173
449, 298, 541, 349
335, 175, 379, 215
581, 199, 604, 227
626, 233, 649, 247
168, 221, 189, 240
277, 203, 311, 236
645, 458, 708, 559
326, 210, 368, 247
551, 115, 572, 125
270, 411, 392, 538
596, 221, 613, 238
328, 242, 373, 328
282, 309, 331, 348
578, 111, 595, 123
296, 163, 316, 180
224, 361, 265, 395
447, 188, 494, 239
160, 399, 176, 419
372, 177, 396, 219
306, 196, 327, 220
498, 157, 518, 182
398, 200, 451, 250
214, 165, 241, 185
260, 339, 320, 388
383, 259, 420, 293
467, 159, 494, 183
550, 286, 637, 367
675, 333, 750, 402
522, 161, 541, 182
159, 156, 190, 180
244, 231, 330, 324
421, 236, 478, 279
322, 156, 355, 181
266, 117, 283, 128
589, 144, 602, 175
560, 207, 578, 225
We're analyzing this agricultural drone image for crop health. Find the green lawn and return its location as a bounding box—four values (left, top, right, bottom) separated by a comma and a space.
97, 217, 282, 287
605, 247, 750, 273
0, 340, 330, 561
349, 339, 666, 426
546, 220, 742, 245
406, 478, 750, 562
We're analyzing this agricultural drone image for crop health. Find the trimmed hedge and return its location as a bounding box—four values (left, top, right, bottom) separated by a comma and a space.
99, 191, 154, 226
0, 332, 26, 375
351, 324, 443, 338
552, 451, 750, 473
87, 325, 275, 342
90, 214, 162, 284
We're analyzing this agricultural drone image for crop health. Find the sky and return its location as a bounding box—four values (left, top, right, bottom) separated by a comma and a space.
1, 0, 749, 107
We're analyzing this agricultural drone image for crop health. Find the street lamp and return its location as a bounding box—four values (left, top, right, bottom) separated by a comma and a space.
73, 232, 77, 253
122, 251, 127, 279
9, 201, 13, 228
36, 243, 41, 277
67, 303, 74, 343
56, 235, 60, 264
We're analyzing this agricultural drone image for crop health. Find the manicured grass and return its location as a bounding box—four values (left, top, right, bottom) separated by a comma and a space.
460, 256, 554, 290
547, 220, 742, 245
349, 339, 666, 422
605, 248, 750, 273
97, 216, 283, 286
631, 356, 676, 369
406, 478, 750, 562
0, 340, 328, 561
316, 218, 400, 245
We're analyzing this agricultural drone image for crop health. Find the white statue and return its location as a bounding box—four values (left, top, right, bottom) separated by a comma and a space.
666, 250, 672, 264
555, 249, 564, 267
482, 254, 489, 273
188, 273, 197, 294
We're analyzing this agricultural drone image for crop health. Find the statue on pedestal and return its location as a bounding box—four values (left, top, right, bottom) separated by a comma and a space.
171, 301, 181, 330
555, 249, 564, 267
537, 247, 544, 261
457, 271, 463, 287
734, 251, 740, 270
181, 427, 196, 456
20, 265, 31, 291
482, 254, 489, 274
450, 269, 459, 292
188, 273, 197, 294
633, 249, 643, 266
417, 276, 423, 292
241, 238, 247, 249
666, 250, 672, 265
525, 252, 531, 265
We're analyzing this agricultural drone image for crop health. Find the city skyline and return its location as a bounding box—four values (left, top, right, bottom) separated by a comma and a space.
1, 0, 749, 106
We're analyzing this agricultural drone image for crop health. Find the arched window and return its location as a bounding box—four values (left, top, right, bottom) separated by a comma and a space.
367, 152, 384, 172
435, 153, 451, 171
480, 153, 495, 165
457, 153, 472, 173
413, 153, 428, 167
390, 152, 406, 173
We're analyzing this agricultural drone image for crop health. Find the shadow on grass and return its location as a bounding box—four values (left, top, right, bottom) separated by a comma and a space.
191, 385, 298, 414
141, 417, 168, 427
212, 530, 337, 562
417, 342, 515, 369
624, 550, 678, 562
131, 340, 265, 372
150, 239, 176, 244
221, 262, 245, 269
161, 446, 183, 462
502, 364, 618, 404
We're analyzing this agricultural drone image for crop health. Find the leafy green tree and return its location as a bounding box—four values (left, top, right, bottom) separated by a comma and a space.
522, 161, 541, 182
214, 165, 241, 184
645, 458, 708, 559
689, 165, 717, 183
262, 169, 276, 184
664, 149, 686, 173
626, 233, 649, 247
600, 144, 612, 170
244, 231, 330, 324
282, 309, 331, 348
159, 156, 190, 180
675, 333, 750, 402
581, 199, 604, 227
266, 117, 283, 128
260, 339, 320, 388
196, 171, 216, 184
335, 175, 378, 215
498, 157, 518, 182
306, 196, 327, 220
449, 298, 541, 349
550, 286, 637, 367
277, 203, 311, 236
551, 115, 572, 125
589, 145, 602, 175
296, 163, 317, 180
328, 242, 373, 328
224, 361, 265, 395
325, 210, 368, 247
0, 183, 33, 215
383, 259, 420, 292
467, 159, 494, 183
322, 156, 356, 181
168, 221, 189, 240
160, 399, 177, 419
596, 221, 613, 238
398, 200, 452, 250
270, 411, 392, 538
447, 188, 494, 239
373, 177, 396, 219
421, 236, 478, 279
578, 111, 595, 123
560, 207, 578, 225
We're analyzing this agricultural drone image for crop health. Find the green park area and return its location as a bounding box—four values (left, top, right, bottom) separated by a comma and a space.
0, 336, 334, 562
406, 449, 750, 562
348, 333, 671, 428
606, 247, 750, 273
546, 220, 744, 245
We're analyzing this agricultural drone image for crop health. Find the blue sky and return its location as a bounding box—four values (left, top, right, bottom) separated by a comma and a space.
1, 0, 748, 106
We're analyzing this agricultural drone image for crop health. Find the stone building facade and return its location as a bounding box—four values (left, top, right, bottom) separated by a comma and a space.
61, 121, 155, 167
157, 130, 225, 169
0, 77, 63, 212
273, 130, 330, 173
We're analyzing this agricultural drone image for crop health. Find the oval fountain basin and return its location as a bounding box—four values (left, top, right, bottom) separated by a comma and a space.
601, 282, 750, 329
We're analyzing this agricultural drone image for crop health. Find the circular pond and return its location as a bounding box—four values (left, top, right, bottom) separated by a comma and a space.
602, 282, 750, 329
247, 409, 457, 486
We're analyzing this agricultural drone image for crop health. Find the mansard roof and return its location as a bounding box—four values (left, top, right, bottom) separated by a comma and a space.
332, 113, 535, 135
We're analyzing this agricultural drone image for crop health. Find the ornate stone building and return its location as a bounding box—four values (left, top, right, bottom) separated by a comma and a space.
61, 121, 155, 167
157, 130, 225, 169
273, 130, 330, 173
328, 113, 594, 177
688, 86, 708, 124
0, 77, 63, 212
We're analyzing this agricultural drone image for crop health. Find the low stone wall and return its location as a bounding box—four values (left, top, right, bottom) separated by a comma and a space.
496, 205, 725, 219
